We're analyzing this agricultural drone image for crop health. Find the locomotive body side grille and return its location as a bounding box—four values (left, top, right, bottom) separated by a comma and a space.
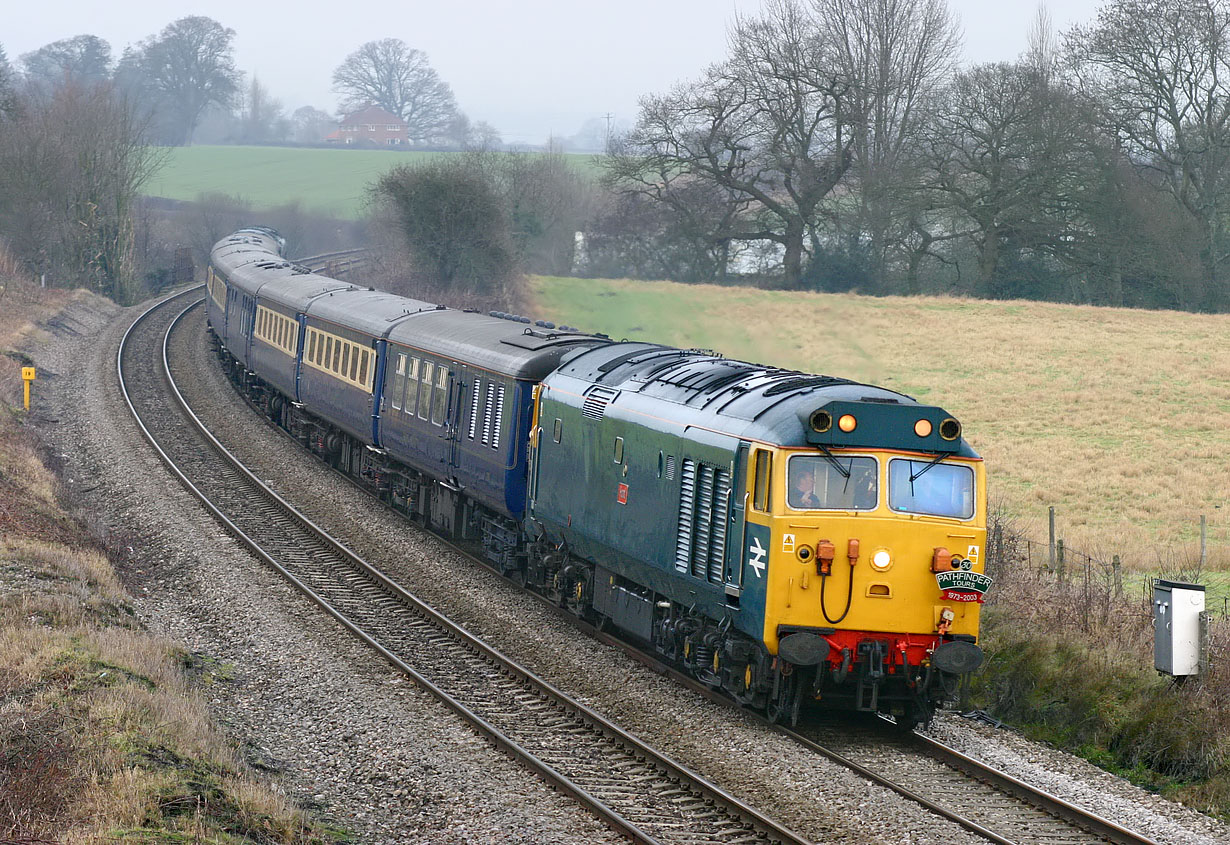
582, 385, 620, 420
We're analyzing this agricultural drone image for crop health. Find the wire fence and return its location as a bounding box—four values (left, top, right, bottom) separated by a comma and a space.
985, 509, 1230, 623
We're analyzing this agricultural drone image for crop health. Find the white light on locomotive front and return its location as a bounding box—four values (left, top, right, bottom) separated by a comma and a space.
871, 549, 893, 571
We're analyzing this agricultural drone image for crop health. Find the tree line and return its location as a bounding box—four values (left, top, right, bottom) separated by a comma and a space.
3, 19, 497, 149
596, 0, 1230, 312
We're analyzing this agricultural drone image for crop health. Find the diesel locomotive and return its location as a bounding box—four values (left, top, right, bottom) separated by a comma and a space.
206, 227, 990, 727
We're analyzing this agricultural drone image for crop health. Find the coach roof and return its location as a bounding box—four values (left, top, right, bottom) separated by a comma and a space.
387, 310, 608, 379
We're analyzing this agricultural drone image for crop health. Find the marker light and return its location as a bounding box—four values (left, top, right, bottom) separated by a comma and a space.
931, 546, 953, 573
871, 549, 892, 571
939, 418, 961, 441
810, 409, 833, 433
838, 414, 857, 433
914, 419, 933, 437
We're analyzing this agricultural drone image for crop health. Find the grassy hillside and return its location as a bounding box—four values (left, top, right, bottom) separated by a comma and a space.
531, 275, 1230, 571
144, 145, 600, 219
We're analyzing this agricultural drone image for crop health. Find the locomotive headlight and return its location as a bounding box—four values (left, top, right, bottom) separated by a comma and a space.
871, 549, 893, 571
914, 419, 933, 437
838, 414, 857, 433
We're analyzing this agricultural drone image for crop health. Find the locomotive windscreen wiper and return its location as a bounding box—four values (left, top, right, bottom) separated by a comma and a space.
907, 453, 948, 495
816, 443, 851, 480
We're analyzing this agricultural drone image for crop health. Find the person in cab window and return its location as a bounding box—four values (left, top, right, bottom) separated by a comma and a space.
791, 465, 821, 508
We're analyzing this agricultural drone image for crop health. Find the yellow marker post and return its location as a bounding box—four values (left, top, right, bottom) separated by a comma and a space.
21, 367, 35, 411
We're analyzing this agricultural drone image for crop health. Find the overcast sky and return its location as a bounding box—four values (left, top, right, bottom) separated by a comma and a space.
6, 0, 1106, 145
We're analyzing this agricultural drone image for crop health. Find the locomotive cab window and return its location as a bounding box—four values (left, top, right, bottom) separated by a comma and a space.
888, 459, 974, 520
752, 449, 772, 512
788, 454, 877, 510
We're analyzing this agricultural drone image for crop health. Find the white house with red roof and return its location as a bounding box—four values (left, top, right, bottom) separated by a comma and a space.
325, 105, 410, 146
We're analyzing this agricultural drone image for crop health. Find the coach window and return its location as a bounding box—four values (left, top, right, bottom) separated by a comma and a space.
613, 437, 624, 464
404, 357, 420, 415
752, 449, 772, 512
391, 354, 406, 410
553, 418, 562, 444
432, 366, 448, 425
419, 361, 434, 420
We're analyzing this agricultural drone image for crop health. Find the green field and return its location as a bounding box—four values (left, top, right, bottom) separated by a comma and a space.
144, 145, 601, 219
531, 275, 1230, 573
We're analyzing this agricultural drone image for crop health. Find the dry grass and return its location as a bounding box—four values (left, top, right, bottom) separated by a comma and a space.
0, 286, 338, 841
534, 278, 1230, 572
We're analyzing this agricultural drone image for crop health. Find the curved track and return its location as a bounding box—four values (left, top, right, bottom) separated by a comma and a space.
119, 288, 813, 845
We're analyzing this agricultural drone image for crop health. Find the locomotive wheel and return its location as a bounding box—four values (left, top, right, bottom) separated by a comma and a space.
766, 670, 803, 725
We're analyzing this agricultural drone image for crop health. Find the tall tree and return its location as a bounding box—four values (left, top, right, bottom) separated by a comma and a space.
917, 63, 1064, 297
20, 34, 112, 93
118, 16, 241, 146
812, 0, 960, 290
0, 80, 163, 301
607, 0, 856, 286
0, 44, 18, 120
1067, 0, 1230, 310
238, 76, 288, 143
332, 39, 457, 144
606, 0, 959, 288
291, 105, 335, 144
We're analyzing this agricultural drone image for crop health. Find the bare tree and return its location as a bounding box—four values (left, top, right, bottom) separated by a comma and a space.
117, 16, 241, 146
606, 0, 857, 286
812, 0, 960, 289
332, 39, 457, 144
916, 63, 1060, 296
0, 81, 164, 301
20, 35, 112, 94
1067, 0, 1230, 310
238, 76, 288, 143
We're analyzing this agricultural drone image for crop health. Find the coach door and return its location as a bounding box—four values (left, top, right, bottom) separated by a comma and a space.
445, 365, 464, 470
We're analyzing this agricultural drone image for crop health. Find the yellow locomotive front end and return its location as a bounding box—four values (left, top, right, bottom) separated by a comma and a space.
747, 403, 988, 724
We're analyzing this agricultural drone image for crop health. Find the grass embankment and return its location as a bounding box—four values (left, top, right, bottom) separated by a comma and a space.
144, 145, 601, 219
0, 279, 339, 841
532, 275, 1230, 816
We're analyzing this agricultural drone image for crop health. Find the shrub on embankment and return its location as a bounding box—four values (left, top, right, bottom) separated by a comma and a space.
0, 282, 340, 841
971, 527, 1230, 816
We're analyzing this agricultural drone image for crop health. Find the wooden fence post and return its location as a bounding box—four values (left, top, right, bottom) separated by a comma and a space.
1112, 555, 1122, 598
1056, 539, 1065, 584
1048, 506, 1056, 572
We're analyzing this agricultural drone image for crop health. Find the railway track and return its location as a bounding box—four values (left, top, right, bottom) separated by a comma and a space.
119, 288, 813, 845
